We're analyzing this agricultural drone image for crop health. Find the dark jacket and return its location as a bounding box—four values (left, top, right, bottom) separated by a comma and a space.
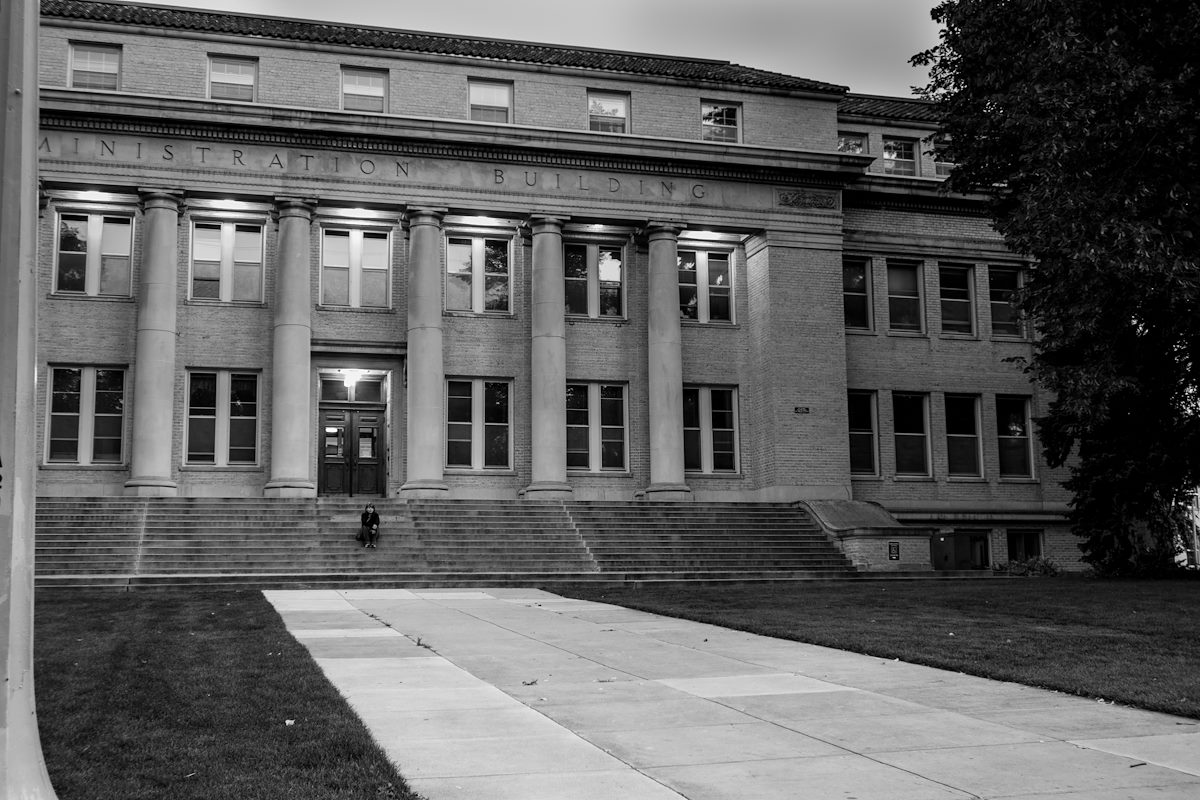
361, 509, 380, 529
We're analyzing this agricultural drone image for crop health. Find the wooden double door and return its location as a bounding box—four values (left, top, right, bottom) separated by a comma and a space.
319, 407, 386, 496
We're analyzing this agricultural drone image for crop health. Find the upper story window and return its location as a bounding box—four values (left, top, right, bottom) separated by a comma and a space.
190, 221, 263, 303
469, 80, 512, 123
69, 43, 121, 90
843, 257, 871, 330
939, 263, 974, 335
679, 249, 732, 323
446, 236, 510, 313
934, 139, 955, 177
701, 102, 740, 143
321, 228, 391, 309
209, 56, 257, 102
588, 91, 629, 133
342, 67, 387, 112
47, 366, 125, 465
56, 212, 133, 297
887, 259, 922, 332
989, 267, 1024, 337
564, 242, 623, 318
837, 132, 866, 154
882, 137, 918, 176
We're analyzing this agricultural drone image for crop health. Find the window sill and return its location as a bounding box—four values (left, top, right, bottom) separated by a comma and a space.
684, 472, 744, 479
444, 468, 517, 476
845, 327, 875, 336
887, 330, 928, 338
180, 465, 263, 472
187, 299, 268, 308
443, 310, 517, 320
850, 473, 882, 481
939, 333, 979, 340
893, 475, 934, 482
946, 476, 987, 482
316, 305, 395, 313
998, 476, 1038, 483
48, 293, 134, 303
681, 320, 739, 329
566, 316, 628, 326
40, 463, 126, 470
567, 470, 632, 477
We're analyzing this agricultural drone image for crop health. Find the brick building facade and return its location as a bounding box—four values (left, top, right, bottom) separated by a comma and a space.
34, 1, 1076, 569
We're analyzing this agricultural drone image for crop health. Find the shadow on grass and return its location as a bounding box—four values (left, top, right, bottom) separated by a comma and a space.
35, 591, 423, 800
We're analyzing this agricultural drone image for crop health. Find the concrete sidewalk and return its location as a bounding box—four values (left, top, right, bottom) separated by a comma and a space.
264, 588, 1200, 800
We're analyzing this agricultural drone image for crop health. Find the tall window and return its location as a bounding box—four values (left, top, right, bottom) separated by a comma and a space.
321, 228, 390, 308
989, 267, 1024, 337
934, 139, 955, 177
683, 386, 738, 473
564, 243, 623, 318
469, 80, 512, 123
446, 379, 510, 469
209, 56, 257, 101
939, 264, 974, 334
701, 102, 740, 142
70, 43, 120, 90
446, 237, 510, 313
342, 67, 387, 112
191, 221, 263, 302
893, 392, 929, 476
837, 132, 866, 154
56, 213, 132, 296
679, 250, 732, 323
47, 367, 125, 465
566, 383, 626, 471
843, 257, 871, 329
887, 260, 922, 332
847, 390, 877, 475
996, 396, 1033, 477
945, 394, 982, 477
882, 138, 917, 176
588, 91, 628, 133
186, 371, 259, 466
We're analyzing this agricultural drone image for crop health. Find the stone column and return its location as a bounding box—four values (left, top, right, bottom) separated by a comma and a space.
265, 199, 317, 497
523, 215, 572, 498
1, 0, 60, 792
124, 190, 182, 496
644, 222, 691, 499
400, 208, 449, 496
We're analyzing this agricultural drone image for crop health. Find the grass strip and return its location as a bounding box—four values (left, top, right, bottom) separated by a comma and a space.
34, 591, 422, 800
556, 577, 1200, 719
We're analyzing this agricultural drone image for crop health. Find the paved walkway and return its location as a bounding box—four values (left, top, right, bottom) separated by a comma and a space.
264, 588, 1200, 800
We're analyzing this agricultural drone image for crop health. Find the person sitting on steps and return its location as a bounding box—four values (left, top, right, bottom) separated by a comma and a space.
360, 503, 380, 549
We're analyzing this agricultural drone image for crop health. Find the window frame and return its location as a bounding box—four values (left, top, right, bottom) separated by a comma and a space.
843, 256, 872, 330
996, 395, 1034, 478
683, 385, 740, 474
319, 226, 393, 309
69, 42, 121, 90
945, 394, 983, 478
188, 217, 266, 303
701, 101, 741, 143
1007, 528, 1044, 562
678, 247, 734, 324
882, 137, 918, 176
54, 210, 134, 297
184, 370, 260, 467
587, 91, 629, 133
208, 55, 258, 102
341, 66, 388, 113
445, 378, 512, 471
566, 382, 628, 472
837, 132, 867, 154
563, 240, 625, 319
989, 266, 1025, 337
939, 263, 975, 335
886, 259, 923, 333
444, 233, 512, 315
893, 392, 930, 477
847, 390, 878, 476
46, 365, 126, 466
469, 79, 513, 123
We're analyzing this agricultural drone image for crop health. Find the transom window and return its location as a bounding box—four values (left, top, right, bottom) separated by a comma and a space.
186, 371, 259, 466
701, 102, 740, 143
843, 257, 871, 329
564, 242, 623, 318
997, 396, 1033, 477
945, 394, 982, 477
893, 392, 930, 476
837, 132, 866, 154
446, 236, 510, 313
209, 56, 257, 102
56, 212, 132, 296
588, 91, 629, 133
446, 379, 511, 470
69, 43, 121, 90
847, 390, 878, 475
989, 267, 1024, 337
469, 80, 512, 123
887, 260, 922, 332
679, 250, 732, 323
47, 366, 125, 465
683, 386, 738, 473
566, 383, 627, 471
191, 221, 263, 302
882, 138, 917, 176
342, 67, 387, 112
939, 264, 974, 334
321, 228, 390, 308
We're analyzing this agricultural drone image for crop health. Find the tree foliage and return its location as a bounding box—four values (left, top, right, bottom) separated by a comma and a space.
913, 1, 1200, 574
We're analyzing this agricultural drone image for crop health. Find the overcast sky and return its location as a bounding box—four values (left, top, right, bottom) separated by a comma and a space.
144, 0, 942, 97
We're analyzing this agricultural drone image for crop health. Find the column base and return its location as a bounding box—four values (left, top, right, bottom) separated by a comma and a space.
639, 482, 693, 501
264, 480, 316, 499
519, 481, 573, 500
399, 480, 449, 498
123, 478, 178, 497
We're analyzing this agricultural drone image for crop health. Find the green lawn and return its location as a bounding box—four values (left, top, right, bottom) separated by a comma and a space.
34, 592, 421, 800
558, 577, 1200, 719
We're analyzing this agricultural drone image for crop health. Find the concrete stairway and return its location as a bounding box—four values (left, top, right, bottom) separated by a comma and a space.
33, 497, 858, 590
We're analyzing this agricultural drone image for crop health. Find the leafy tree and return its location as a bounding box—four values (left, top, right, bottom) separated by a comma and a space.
912, 1, 1200, 574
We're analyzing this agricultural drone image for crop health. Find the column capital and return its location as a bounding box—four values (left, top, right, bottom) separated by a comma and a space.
527, 214, 568, 235
641, 221, 686, 241
138, 188, 184, 213
273, 197, 318, 220
405, 207, 446, 228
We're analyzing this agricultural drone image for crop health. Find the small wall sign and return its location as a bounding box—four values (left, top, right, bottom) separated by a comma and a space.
888, 541, 901, 561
